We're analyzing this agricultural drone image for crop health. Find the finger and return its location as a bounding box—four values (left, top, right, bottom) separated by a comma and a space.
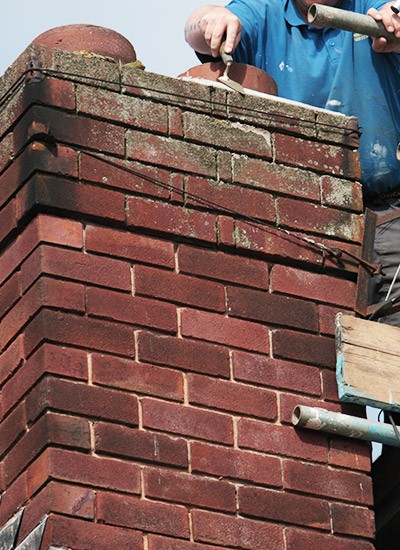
209, 21, 229, 56
367, 7, 383, 20
224, 21, 242, 53
371, 36, 389, 51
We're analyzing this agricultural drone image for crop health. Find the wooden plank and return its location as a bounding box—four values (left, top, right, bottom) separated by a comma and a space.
336, 313, 400, 411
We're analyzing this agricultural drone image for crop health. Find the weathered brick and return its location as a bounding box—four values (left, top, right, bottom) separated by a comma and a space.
227, 285, 318, 331
137, 331, 230, 377
148, 536, 222, 550
0, 402, 26, 457
0, 200, 16, 243
0, 272, 21, 320
283, 459, 373, 504
42, 514, 143, 550
239, 486, 330, 529
330, 502, 375, 538
0, 472, 27, 526
85, 224, 175, 267
126, 129, 217, 177
271, 264, 356, 307
181, 308, 269, 353
285, 527, 374, 550
188, 373, 277, 420
191, 441, 282, 487
277, 197, 363, 241
35, 214, 83, 249
192, 509, 284, 549
0, 335, 24, 387
0, 132, 14, 172
321, 175, 363, 212
97, 491, 190, 538
86, 286, 177, 333
144, 467, 236, 511
142, 398, 234, 443
94, 422, 188, 468
275, 133, 361, 179
329, 437, 371, 472
178, 243, 268, 288
232, 350, 321, 395
92, 353, 183, 401
24, 309, 136, 358
272, 329, 336, 368
238, 418, 328, 462
134, 264, 225, 312
319, 304, 346, 335
126, 196, 217, 243
25, 376, 138, 426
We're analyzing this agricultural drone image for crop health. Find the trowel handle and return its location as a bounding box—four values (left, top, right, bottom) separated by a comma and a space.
219, 42, 233, 66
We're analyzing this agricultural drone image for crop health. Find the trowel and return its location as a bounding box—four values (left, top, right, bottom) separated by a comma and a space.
217, 43, 245, 95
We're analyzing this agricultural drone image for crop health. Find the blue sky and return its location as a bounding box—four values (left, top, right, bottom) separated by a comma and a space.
1, 0, 225, 77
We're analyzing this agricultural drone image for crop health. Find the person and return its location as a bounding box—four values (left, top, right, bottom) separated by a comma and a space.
185, 0, 400, 326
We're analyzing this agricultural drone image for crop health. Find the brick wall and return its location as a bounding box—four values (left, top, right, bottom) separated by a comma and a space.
0, 40, 375, 549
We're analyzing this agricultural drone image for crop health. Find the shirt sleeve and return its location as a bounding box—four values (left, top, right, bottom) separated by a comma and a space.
225, 0, 266, 65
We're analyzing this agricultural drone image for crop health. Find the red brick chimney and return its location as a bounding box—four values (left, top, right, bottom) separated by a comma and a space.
0, 25, 375, 549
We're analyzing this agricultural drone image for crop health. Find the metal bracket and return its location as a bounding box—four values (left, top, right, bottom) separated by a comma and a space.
25, 55, 45, 84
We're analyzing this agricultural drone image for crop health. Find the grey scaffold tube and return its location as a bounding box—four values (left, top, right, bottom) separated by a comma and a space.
308, 4, 400, 43
292, 405, 400, 447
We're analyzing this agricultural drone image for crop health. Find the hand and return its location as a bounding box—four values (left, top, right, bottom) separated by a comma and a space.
368, 2, 400, 52
199, 7, 242, 57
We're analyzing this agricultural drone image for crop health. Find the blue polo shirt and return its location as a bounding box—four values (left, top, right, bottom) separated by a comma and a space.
226, 0, 400, 198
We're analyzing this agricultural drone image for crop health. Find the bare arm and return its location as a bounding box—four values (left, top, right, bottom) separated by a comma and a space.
184, 5, 242, 57
368, 1, 400, 52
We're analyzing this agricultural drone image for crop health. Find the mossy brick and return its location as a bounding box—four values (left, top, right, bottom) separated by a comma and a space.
183, 111, 272, 159
77, 85, 169, 133
192, 509, 284, 549
277, 197, 364, 242
232, 350, 322, 396
275, 133, 361, 179
185, 175, 275, 223
321, 175, 363, 212
94, 421, 188, 468
126, 129, 217, 177
238, 417, 328, 462
317, 112, 361, 148
0, 43, 47, 101
232, 155, 321, 200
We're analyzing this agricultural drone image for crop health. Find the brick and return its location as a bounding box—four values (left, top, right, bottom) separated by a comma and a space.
85, 224, 175, 267
0, 402, 26, 456
0, 277, 85, 349
35, 447, 141, 493
126, 129, 217, 177
148, 536, 223, 550
319, 304, 346, 335
181, 308, 269, 353
285, 527, 374, 550
35, 214, 83, 249
0, 473, 28, 527
97, 491, 190, 538
191, 441, 282, 487
0, 335, 23, 387
232, 350, 321, 395
137, 331, 230, 377
126, 196, 217, 243
321, 175, 363, 212
0, 200, 16, 243
185, 175, 275, 222
80, 152, 171, 198
280, 393, 342, 425
238, 418, 328, 462
2, 412, 91, 487
0, 272, 20, 320
188, 373, 277, 420
142, 398, 234, 443
42, 514, 143, 550
227, 285, 318, 331
277, 197, 363, 241
144, 467, 236, 511
134, 264, 225, 312
25, 376, 138, 426
330, 502, 375, 538
217, 214, 235, 246
1, 343, 88, 417
20, 244, 131, 293
0, 132, 14, 172
239, 486, 330, 529
86, 287, 177, 333
275, 133, 361, 179
24, 309, 136, 357
232, 155, 321, 200
92, 354, 183, 401
77, 85, 169, 133
17, 173, 125, 225
272, 329, 336, 367
178, 244, 268, 288
329, 437, 371, 472
271, 265, 356, 307
283, 459, 373, 504
192, 509, 284, 549
183, 112, 272, 158
94, 422, 188, 468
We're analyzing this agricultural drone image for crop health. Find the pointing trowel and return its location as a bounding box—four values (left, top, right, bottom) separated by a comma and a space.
217, 43, 245, 95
